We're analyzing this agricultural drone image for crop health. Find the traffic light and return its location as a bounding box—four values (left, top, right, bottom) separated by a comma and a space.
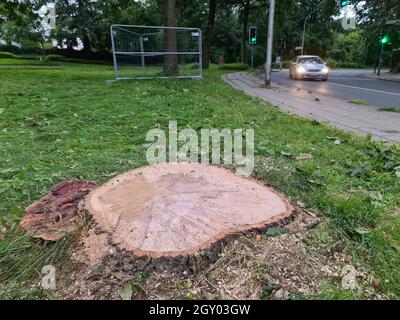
380, 35, 390, 44
249, 26, 257, 45
339, 0, 349, 7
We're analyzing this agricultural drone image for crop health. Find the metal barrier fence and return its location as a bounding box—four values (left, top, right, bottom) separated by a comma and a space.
110, 25, 202, 80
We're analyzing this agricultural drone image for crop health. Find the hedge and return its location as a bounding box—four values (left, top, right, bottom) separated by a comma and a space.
391, 49, 400, 73
0, 52, 16, 59
217, 63, 249, 71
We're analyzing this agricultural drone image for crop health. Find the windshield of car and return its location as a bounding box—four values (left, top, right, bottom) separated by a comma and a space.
298, 57, 324, 64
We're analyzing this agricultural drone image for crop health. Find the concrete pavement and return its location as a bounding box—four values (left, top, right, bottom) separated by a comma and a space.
222, 72, 400, 143
365, 71, 400, 82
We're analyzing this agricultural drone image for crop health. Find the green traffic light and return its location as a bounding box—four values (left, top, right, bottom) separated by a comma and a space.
340, 0, 348, 6
381, 35, 389, 44
251, 37, 256, 43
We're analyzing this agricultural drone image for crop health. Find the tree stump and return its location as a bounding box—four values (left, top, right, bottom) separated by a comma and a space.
85, 163, 293, 258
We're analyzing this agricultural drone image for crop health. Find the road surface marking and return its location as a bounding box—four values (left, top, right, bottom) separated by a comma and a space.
325, 82, 400, 97
329, 77, 374, 80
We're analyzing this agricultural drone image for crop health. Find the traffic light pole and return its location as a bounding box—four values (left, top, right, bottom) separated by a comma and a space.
249, 26, 256, 69
377, 41, 384, 76
251, 44, 254, 69
265, 0, 275, 87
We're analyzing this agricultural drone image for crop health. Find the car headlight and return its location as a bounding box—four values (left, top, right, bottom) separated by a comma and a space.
297, 66, 306, 74
322, 66, 329, 74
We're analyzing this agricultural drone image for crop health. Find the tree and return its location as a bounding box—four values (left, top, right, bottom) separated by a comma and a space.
164, 0, 179, 75
0, 0, 39, 26
50, 0, 104, 51
0, 0, 51, 61
21, 21, 49, 62
202, 0, 217, 68
357, 0, 400, 66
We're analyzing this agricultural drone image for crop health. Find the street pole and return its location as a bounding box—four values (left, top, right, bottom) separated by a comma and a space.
373, 47, 378, 74
251, 44, 254, 69
140, 36, 145, 69
301, 17, 307, 55
265, 0, 275, 87
377, 41, 384, 76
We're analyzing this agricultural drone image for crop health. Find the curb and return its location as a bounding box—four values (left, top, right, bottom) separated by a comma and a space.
364, 73, 400, 83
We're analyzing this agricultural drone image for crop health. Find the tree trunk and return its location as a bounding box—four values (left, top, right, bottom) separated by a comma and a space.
41, 43, 46, 64
164, 0, 179, 76
240, 0, 250, 64
82, 34, 92, 53
202, 0, 217, 69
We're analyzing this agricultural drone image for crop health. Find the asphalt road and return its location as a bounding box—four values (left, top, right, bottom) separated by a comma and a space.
260, 69, 400, 109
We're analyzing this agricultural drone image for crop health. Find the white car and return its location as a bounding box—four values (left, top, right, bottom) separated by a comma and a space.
289, 55, 329, 81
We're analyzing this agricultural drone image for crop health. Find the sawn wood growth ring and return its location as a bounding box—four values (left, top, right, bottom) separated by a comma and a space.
85, 163, 293, 258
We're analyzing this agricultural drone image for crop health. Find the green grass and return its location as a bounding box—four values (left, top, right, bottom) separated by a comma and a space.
378, 107, 400, 113
0, 61, 399, 299
117, 63, 200, 78
0, 230, 73, 299
0, 58, 45, 65
349, 99, 367, 105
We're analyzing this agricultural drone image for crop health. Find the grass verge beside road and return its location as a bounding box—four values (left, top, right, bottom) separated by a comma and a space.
0, 60, 399, 299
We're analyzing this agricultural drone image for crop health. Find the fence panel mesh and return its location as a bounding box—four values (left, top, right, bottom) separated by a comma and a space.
110, 25, 202, 80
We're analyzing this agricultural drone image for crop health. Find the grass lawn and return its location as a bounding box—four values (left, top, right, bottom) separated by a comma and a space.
349, 99, 367, 105
0, 58, 399, 299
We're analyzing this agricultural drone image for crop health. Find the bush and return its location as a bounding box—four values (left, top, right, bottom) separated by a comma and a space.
0, 52, 16, 59
66, 58, 111, 65
0, 44, 21, 54
328, 49, 346, 62
391, 49, 400, 73
45, 54, 111, 65
217, 63, 249, 71
46, 48, 112, 62
325, 58, 338, 69
45, 54, 67, 62
325, 58, 364, 69
336, 61, 364, 68
19, 54, 39, 60
248, 45, 266, 67
186, 63, 200, 70
281, 60, 292, 69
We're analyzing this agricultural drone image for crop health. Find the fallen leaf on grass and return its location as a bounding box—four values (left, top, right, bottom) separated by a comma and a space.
295, 153, 313, 161
306, 219, 321, 230
346, 164, 372, 179
120, 283, 133, 300
265, 226, 287, 237
260, 283, 281, 299
326, 136, 342, 145
355, 227, 371, 235
297, 201, 306, 208
281, 151, 294, 158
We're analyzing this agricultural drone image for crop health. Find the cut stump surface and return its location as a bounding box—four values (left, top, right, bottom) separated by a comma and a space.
85, 163, 293, 258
